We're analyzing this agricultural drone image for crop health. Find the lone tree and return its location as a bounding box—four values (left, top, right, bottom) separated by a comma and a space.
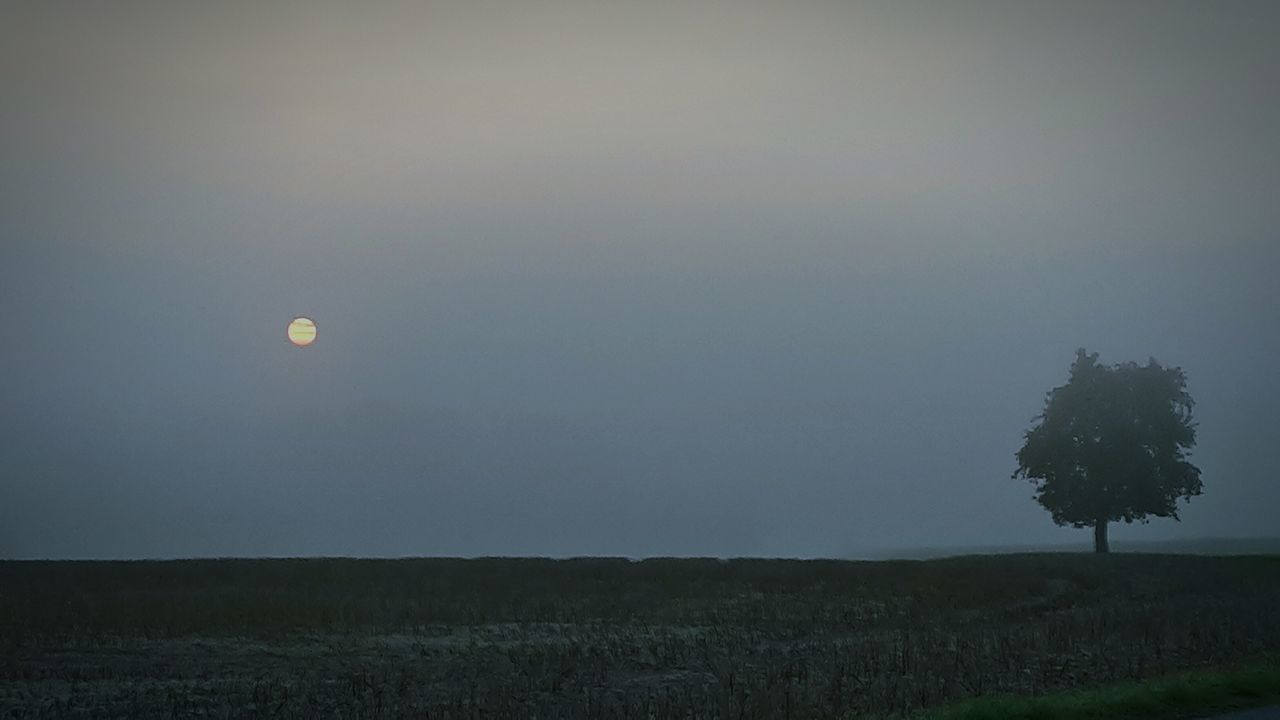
1013, 349, 1202, 553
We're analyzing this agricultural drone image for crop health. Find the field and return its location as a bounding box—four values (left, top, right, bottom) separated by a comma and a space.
2, 554, 1278, 719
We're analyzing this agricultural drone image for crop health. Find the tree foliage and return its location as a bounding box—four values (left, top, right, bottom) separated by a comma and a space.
1014, 349, 1202, 543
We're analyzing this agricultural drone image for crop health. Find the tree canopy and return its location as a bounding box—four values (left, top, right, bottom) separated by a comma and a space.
1013, 349, 1202, 552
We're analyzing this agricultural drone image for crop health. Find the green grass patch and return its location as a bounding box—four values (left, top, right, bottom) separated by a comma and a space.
899, 658, 1280, 720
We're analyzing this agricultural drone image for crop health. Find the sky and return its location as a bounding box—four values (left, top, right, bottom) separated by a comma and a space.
2, 0, 1277, 559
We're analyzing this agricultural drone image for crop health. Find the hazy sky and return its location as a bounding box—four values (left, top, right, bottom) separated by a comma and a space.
2, 1, 1277, 559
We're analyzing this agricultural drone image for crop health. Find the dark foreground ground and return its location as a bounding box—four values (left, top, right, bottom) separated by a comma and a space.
2, 554, 1278, 719
1204, 708, 1280, 720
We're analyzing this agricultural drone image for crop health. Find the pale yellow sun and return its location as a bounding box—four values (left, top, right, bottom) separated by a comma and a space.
287, 317, 317, 347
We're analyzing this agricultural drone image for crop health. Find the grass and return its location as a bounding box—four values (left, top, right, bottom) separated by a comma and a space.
2, 554, 1278, 718
898, 658, 1280, 720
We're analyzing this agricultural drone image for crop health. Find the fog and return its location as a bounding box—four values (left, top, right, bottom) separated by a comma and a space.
2, 1, 1278, 559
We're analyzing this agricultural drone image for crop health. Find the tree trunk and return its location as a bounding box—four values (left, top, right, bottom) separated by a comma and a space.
1093, 518, 1110, 554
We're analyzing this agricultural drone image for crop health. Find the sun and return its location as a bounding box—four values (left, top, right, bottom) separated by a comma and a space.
287, 317, 317, 347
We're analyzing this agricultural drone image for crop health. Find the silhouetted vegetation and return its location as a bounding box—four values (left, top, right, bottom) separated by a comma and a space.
1015, 349, 1202, 553
3, 554, 1278, 718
